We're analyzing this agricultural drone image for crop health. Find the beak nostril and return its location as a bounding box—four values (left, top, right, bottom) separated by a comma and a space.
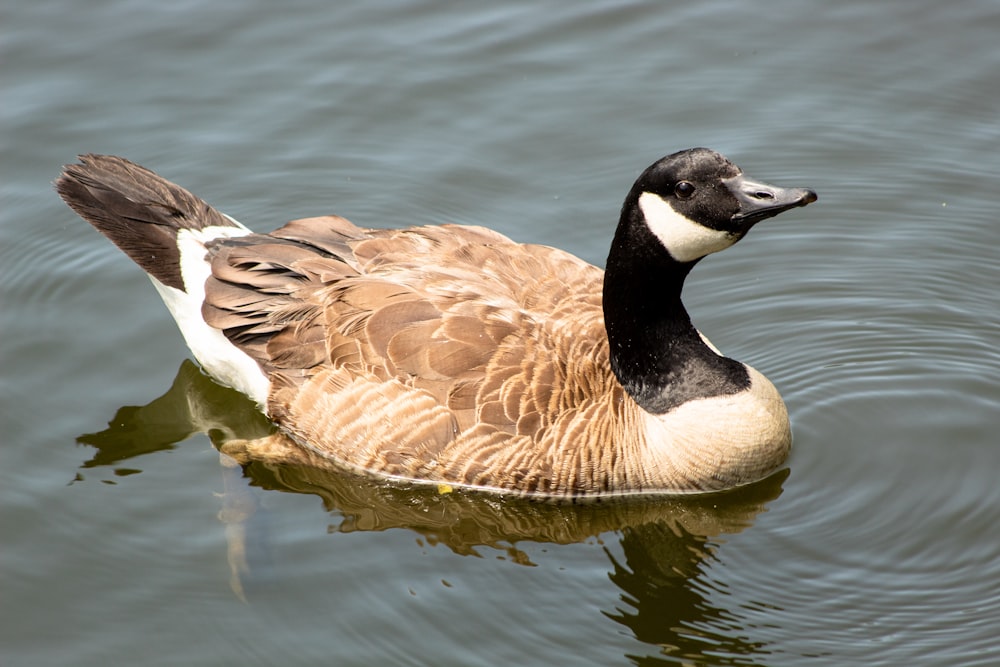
727, 175, 816, 222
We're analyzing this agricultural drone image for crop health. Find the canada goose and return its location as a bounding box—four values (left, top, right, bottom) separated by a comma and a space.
56, 148, 816, 498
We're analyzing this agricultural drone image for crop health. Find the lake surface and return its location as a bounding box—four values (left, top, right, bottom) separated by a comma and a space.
3, 1, 999, 665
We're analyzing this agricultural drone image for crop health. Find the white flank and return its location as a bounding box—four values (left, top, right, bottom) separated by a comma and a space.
639, 192, 737, 263
149, 223, 271, 410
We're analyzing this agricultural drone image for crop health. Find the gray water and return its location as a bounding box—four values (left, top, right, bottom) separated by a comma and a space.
3, 1, 999, 665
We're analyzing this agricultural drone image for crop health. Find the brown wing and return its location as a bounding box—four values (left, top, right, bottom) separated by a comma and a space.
201, 216, 608, 467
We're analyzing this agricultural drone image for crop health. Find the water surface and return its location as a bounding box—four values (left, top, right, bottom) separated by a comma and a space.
3, 1, 999, 665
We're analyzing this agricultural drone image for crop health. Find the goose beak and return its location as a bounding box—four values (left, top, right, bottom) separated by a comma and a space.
726, 174, 817, 228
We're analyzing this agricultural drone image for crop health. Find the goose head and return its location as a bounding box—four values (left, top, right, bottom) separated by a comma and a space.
603, 148, 817, 415
621, 147, 817, 264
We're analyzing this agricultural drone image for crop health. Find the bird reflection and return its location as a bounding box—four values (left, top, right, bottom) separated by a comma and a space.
76, 359, 787, 665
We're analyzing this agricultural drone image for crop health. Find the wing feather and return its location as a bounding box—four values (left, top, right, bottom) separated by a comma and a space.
201, 216, 609, 481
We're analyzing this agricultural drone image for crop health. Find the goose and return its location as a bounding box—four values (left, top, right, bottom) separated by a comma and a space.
56, 148, 816, 498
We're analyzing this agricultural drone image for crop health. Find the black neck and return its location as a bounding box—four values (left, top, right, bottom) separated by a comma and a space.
602, 200, 750, 414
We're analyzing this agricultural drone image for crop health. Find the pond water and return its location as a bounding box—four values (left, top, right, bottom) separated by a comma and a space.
3, 1, 999, 665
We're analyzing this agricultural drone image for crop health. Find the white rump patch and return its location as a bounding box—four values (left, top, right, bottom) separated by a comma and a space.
639, 192, 737, 263
150, 222, 270, 410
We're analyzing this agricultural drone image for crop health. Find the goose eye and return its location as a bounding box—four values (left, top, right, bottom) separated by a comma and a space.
674, 181, 695, 199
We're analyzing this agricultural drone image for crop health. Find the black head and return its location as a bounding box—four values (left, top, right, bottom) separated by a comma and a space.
622, 147, 817, 263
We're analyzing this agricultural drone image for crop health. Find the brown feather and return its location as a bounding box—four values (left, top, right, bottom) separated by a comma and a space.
56, 154, 239, 290
58, 155, 795, 498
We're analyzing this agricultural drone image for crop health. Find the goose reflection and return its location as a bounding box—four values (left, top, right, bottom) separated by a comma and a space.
77, 359, 787, 665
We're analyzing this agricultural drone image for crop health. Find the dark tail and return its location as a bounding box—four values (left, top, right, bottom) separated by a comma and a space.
55, 155, 241, 290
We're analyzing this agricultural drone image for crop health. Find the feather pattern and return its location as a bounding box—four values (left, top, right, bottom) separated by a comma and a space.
56, 155, 238, 289
57, 150, 816, 498
202, 217, 648, 496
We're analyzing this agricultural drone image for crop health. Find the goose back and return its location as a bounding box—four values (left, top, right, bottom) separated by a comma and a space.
202, 215, 641, 496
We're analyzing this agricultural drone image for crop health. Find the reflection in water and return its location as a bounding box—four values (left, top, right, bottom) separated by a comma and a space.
77, 359, 787, 665
606, 523, 774, 666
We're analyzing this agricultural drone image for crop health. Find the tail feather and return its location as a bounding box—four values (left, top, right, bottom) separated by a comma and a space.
56, 155, 270, 406
55, 154, 241, 290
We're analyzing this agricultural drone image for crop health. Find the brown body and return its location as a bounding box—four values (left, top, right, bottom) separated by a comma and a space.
57, 152, 812, 499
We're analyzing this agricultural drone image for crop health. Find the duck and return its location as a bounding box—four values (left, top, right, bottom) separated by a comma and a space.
56, 148, 816, 499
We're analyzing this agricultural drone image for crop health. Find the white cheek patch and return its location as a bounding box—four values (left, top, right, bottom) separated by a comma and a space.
639, 192, 736, 263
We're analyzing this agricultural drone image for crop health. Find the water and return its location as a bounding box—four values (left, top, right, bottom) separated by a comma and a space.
3, 1, 999, 664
